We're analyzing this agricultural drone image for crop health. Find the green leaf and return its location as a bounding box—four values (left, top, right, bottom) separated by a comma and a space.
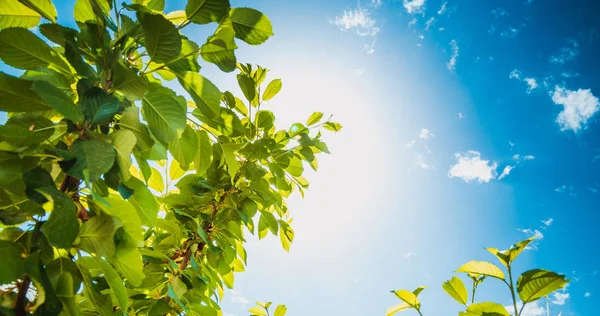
237, 73, 256, 102
413, 286, 427, 297
517, 269, 569, 303
62, 139, 116, 182
32, 80, 83, 122
142, 86, 187, 144
18, 0, 57, 23
262, 78, 282, 101
55, 272, 77, 316
0, 1, 41, 28
259, 210, 278, 235
256, 110, 275, 129
113, 61, 148, 101
456, 261, 505, 280
248, 306, 267, 316
120, 106, 155, 153
24, 252, 63, 315
74, 0, 110, 24
385, 303, 411, 316
323, 121, 343, 132
230, 7, 274, 45
95, 258, 129, 312
80, 87, 120, 126
39, 188, 80, 248
221, 143, 241, 184
0, 72, 51, 112
133, 0, 165, 11
288, 123, 306, 137
77, 259, 113, 316
0, 240, 24, 284
185, 0, 230, 25
486, 237, 535, 267
306, 112, 323, 126
138, 11, 182, 63
0, 27, 71, 75
111, 129, 137, 181
177, 71, 221, 118
78, 214, 117, 257
169, 125, 198, 168
124, 176, 159, 226
392, 290, 420, 310
200, 18, 238, 72
463, 302, 510, 316
278, 221, 294, 252
166, 38, 201, 74
194, 130, 212, 176
97, 196, 143, 246
442, 276, 468, 305
148, 167, 164, 192
274, 305, 287, 316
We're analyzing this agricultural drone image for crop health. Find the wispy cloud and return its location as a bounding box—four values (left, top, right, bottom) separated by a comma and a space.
585, 292, 591, 298
332, 7, 379, 36
550, 40, 579, 64
403, 0, 426, 14
541, 218, 554, 227
448, 151, 497, 183
413, 154, 430, 169
456, 112, 464, 119
555, 184, 575, 196
498, 165, 514, 180
491, 7, 508, 19
500, 27, 520, 39
552, 86, 600, 132
447, 40, 459, 71
404, 252, 417, 259
371, 0, 382, 8
419, 128, 434, 139
437, 1, 448, 15
519, 228, 544, 240
425, 17, 435, 30
551, 292, 570, 305
509, 69, 539, 94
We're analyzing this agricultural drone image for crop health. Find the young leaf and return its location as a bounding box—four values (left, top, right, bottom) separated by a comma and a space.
274, 305, 287, 316
169, 125, 198, 168
18, 0, 57, 23
0, 1, 41, 28
517, 269, 569, 303
391, 290, 420, 310
194, 130, 213, 176
262, 79, 282, 101
385, 303, 411, 316
221, 143, 242, 184
442, 276, 469, 305
230, 7, 274, 45
463, 302, 510, 316
38, 188, 80, 248
124, 176, 159, 226
95, 258, 129, 312
306, 112, 324, 126
237, 73, 256, 103
486, 237, 535, 267
455, 261, 505, 280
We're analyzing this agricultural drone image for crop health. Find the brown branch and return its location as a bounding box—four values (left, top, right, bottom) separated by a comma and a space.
15, 276, 31, 316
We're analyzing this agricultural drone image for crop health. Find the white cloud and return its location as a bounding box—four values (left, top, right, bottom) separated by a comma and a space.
512, 154, 536, 163
505, 302, 545, 316
439, 27, 445, 31
555, 184, 575, 196
412, 154, 430, 169
403, 0, 426, 14
447, 40, 459, 71
551, 291, 570, 305
552, 86, 599, 132
550, 40, 579, 64
437, 1, 447, 15
488, 24, 497, 34
371, 0, 382, 8
448, 151, 497, 183
541, 218, 554, 227
425, 17, 435, 30
498, 165, 514, 180
405, 140, 415, 147
408, 18, 417, 27
524, 78, 538, 93
418, 34, 425, 40
419, 128, 434, 139
509, 70, 538, 93
332, 8, 379, 37
519, 228, 544, 240
364, 39, 376, 54
456, 112, 464, 119
585, 292, 591, 298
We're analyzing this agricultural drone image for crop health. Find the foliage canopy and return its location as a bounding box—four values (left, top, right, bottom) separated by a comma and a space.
0, 0, 340, 315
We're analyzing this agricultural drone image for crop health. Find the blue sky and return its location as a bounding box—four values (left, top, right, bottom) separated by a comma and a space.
2, 0, 599, 315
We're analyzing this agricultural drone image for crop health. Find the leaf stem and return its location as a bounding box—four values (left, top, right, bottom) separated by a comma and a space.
14, 276, 31, 316
507, 265, 520, 316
